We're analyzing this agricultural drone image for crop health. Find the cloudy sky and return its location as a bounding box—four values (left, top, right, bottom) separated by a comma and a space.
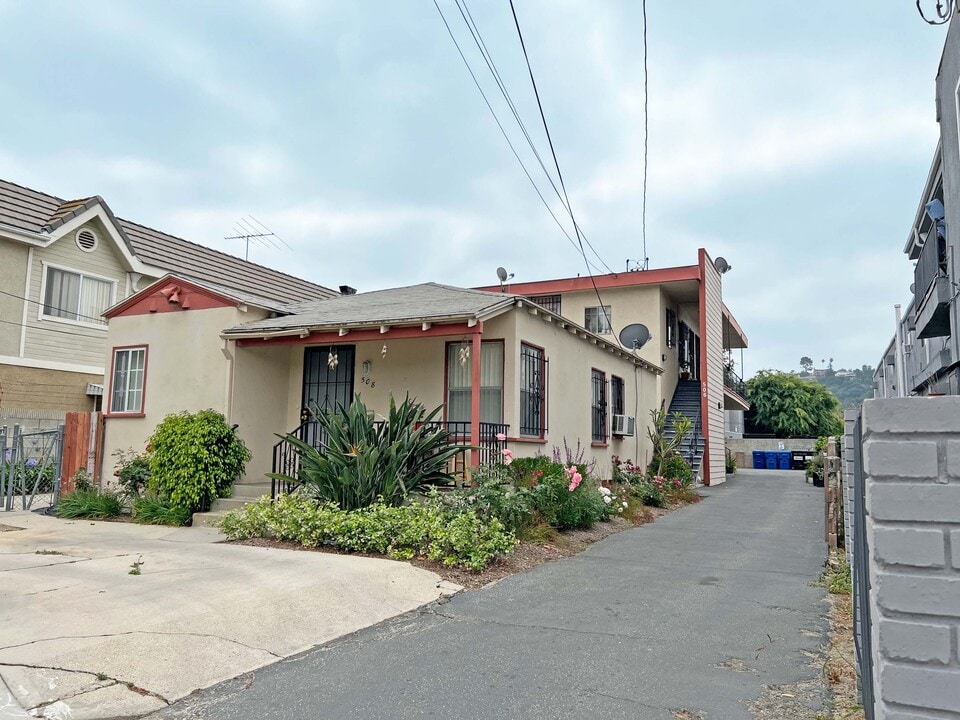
0, 1, 947, 376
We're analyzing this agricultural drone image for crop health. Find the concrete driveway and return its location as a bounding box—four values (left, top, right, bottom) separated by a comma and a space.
0, 511, 455, 719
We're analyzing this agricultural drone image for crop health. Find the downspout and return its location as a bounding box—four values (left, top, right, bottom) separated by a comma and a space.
697, 249, 711, 486
470, 330, 482, 468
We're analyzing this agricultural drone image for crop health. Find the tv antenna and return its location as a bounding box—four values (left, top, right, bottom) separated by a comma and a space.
224, 216, 292, 260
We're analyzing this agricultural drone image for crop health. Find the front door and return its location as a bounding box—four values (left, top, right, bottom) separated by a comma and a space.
302, 346, 355, 444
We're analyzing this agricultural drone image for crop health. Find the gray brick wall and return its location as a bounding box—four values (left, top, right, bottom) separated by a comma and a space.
861, 398, 960, 718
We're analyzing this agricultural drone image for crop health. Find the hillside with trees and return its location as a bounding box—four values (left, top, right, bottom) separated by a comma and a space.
797, 359, 875, 408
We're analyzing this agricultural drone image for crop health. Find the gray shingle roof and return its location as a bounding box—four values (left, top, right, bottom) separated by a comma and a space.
0, 178, 337, 305
224, 283, 518, 335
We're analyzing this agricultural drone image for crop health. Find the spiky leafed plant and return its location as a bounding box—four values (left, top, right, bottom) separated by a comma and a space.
268, 394, 464, 510
646, 407, 693, 480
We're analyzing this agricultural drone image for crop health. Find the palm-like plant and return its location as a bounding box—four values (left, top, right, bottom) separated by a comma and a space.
268, 395, 464, 510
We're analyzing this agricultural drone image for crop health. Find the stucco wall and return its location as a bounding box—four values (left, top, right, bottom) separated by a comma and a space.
101, 305, 261, 480
859, 398, 960, 717
0, 239, 28, 357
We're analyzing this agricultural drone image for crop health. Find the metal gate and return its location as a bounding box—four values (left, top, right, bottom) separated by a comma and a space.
850, 411, 875, 718
0, 424, 64, 512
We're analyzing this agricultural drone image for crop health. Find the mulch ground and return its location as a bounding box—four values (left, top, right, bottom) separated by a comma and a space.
823, 562, 865, 719
232, 499, 694, 591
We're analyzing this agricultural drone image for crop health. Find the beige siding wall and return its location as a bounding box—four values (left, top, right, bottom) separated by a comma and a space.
0, 240, 29, 357
101, 305, 264, 481
23, 220, 130, 370
702, 258, 726, 484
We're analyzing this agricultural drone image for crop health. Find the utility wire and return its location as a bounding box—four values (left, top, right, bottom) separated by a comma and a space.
433, 0, 606, 274
0, 288, 108, 326
455, 0, 614, 275
0, 316, 110, 340
508, 0, 623, 348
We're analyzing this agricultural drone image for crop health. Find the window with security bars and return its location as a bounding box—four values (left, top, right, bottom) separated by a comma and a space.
446, 341, 504, 425
527, 294, 561, 315
591, 369, 607, 443
585, 306, 612, 335
110, 347, 146, 414
520, 344, 547, 437
611, 375, 624, 418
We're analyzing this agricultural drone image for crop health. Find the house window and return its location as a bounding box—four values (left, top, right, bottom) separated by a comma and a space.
446, 341, 504, 427
527, 294, 561, 315
42, 266, 113, 326
591, 369, 607, 443
611, 375, 624, 418
585, 306, 612, 335
110, 347, 147, 414
666, 308, 677, 348
520, 343, 547, 437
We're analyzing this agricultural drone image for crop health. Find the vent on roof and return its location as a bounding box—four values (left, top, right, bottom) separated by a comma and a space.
76, 228, 98, 252
339, 285, 357, 296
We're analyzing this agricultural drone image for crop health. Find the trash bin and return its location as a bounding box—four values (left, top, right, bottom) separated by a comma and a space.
778, 451, 792, 470
791, 451, 812, 471
752, 450, 765, 469
764, 450, 778, 469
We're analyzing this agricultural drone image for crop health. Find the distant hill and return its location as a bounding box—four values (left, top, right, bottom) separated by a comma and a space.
798, 366, 874, 409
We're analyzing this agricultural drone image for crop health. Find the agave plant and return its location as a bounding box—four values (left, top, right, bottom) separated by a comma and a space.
268, 394, 464, 510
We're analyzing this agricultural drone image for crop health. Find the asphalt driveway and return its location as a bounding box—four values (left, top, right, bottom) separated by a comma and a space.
149, 470, 829, 720
0, 511, 453, 719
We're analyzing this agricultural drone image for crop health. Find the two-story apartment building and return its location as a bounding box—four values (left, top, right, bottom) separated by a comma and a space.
0, 179, 336, 413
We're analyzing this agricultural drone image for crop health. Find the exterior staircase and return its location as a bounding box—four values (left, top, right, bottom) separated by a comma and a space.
191, 478, 273, 528
663, 380, 705, 481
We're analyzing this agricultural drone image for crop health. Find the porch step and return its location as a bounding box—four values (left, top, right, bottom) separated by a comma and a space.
192, 510, 227, 528
209, 497, 257, 513
230, 481, 272, 500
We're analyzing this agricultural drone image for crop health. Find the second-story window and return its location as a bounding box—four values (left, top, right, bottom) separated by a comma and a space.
528, 294, 561, 315
42, 266, 113, 326
585, 306, 612, 335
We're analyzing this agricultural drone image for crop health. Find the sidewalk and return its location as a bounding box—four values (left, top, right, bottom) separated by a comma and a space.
0, 510, 455, 719
150, 471, 830, 719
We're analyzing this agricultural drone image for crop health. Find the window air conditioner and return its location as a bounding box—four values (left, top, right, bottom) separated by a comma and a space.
612, 414, 635, 437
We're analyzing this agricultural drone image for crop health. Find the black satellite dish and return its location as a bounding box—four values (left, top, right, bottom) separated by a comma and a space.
619, 323, 651, 350
714, 257, 731, 274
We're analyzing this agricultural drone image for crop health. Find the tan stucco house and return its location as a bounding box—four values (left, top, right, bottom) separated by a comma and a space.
101, 278, 664, 491
0, 179, 335, 415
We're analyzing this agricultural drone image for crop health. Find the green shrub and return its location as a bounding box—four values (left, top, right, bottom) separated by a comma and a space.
148, 410, 250, 513
219, 494, 516, 571
271, 394, 463, 511
132, 494, 192, 526
2, 460, 56, 494
658, 451, 693, 487
446, 465, 535, 534
57, 489, 123, 519
113, 448, 151, 499
725, 449, 737, 474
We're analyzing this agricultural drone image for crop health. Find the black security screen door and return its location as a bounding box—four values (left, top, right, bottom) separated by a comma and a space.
302, 346, 355, 420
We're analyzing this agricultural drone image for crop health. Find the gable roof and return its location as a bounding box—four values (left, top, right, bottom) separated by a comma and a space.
0, 178, 338, 305
224, 283, 518, 335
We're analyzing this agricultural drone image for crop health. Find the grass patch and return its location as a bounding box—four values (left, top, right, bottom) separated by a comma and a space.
821, 556, 852, 595
132, 495, 192, 526
57, 489, 123, 519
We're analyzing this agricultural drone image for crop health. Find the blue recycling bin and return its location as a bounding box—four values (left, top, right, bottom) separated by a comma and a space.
778, 451, 792, 470
752, 450, 765, 469
764, 451, 779, 469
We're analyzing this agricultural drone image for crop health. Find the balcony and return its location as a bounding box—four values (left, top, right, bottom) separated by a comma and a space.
914, 232, 952, 339
723, 367, 750, 411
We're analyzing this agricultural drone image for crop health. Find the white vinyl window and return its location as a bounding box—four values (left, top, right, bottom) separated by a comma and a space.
42, 266, 113, 326
446, 341, 504, 425
585, 306, 613, 335
110, 347, 147, 414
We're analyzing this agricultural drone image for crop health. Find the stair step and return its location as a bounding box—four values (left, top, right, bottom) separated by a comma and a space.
230, 483, 272, 500
192, 511, 227, 528
210, 497, 257, 512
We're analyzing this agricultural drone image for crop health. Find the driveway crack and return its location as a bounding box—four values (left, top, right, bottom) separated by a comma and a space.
427, 609, 652, 642
0, 661, 170, 706
0, 631, 281, 659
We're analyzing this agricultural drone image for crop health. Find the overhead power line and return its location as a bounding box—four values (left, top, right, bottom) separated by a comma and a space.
641, 0, 649, 269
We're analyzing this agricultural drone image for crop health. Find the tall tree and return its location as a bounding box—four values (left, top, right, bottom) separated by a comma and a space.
746, 370, 843, 437
799, 356, 814, 374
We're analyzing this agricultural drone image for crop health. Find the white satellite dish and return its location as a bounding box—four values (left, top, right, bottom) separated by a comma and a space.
619, 323, 651, 350
714, 257, 731, 274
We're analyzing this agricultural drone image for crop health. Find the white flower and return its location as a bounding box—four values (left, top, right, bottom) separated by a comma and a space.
603, 496, 612, 504
598, 487, 611, 496
622, 501, 629, 508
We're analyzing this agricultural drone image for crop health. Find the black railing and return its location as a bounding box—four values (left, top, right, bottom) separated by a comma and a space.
914, 229, 947, 309
723, 367, 747, 399
270, 420, 510, 499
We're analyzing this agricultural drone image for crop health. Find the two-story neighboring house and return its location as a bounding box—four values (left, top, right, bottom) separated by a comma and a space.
0, 179, 337, 413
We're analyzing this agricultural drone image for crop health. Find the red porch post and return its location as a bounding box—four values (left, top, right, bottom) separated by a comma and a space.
470, 330, 482, 468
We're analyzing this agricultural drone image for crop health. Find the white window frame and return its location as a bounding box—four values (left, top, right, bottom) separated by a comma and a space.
585, 305, 613, 335
37, 262, 116, 330
109, 346, 147, 415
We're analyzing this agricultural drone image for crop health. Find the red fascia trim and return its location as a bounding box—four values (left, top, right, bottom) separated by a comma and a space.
104, 344, 149, 418
722, 303, 749, 348
105, 275, 236, 319
235, 321, 484, 348
698, 249, 711, 486
476, 265, 700, 296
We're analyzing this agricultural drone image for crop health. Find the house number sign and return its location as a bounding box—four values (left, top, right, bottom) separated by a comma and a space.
359, 376, 376, 388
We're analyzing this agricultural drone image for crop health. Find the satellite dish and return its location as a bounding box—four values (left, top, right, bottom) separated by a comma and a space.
910, 283, 916, 294
496, 267, 508, 282
619, 323, 651, 350
714, 257, 731, 274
